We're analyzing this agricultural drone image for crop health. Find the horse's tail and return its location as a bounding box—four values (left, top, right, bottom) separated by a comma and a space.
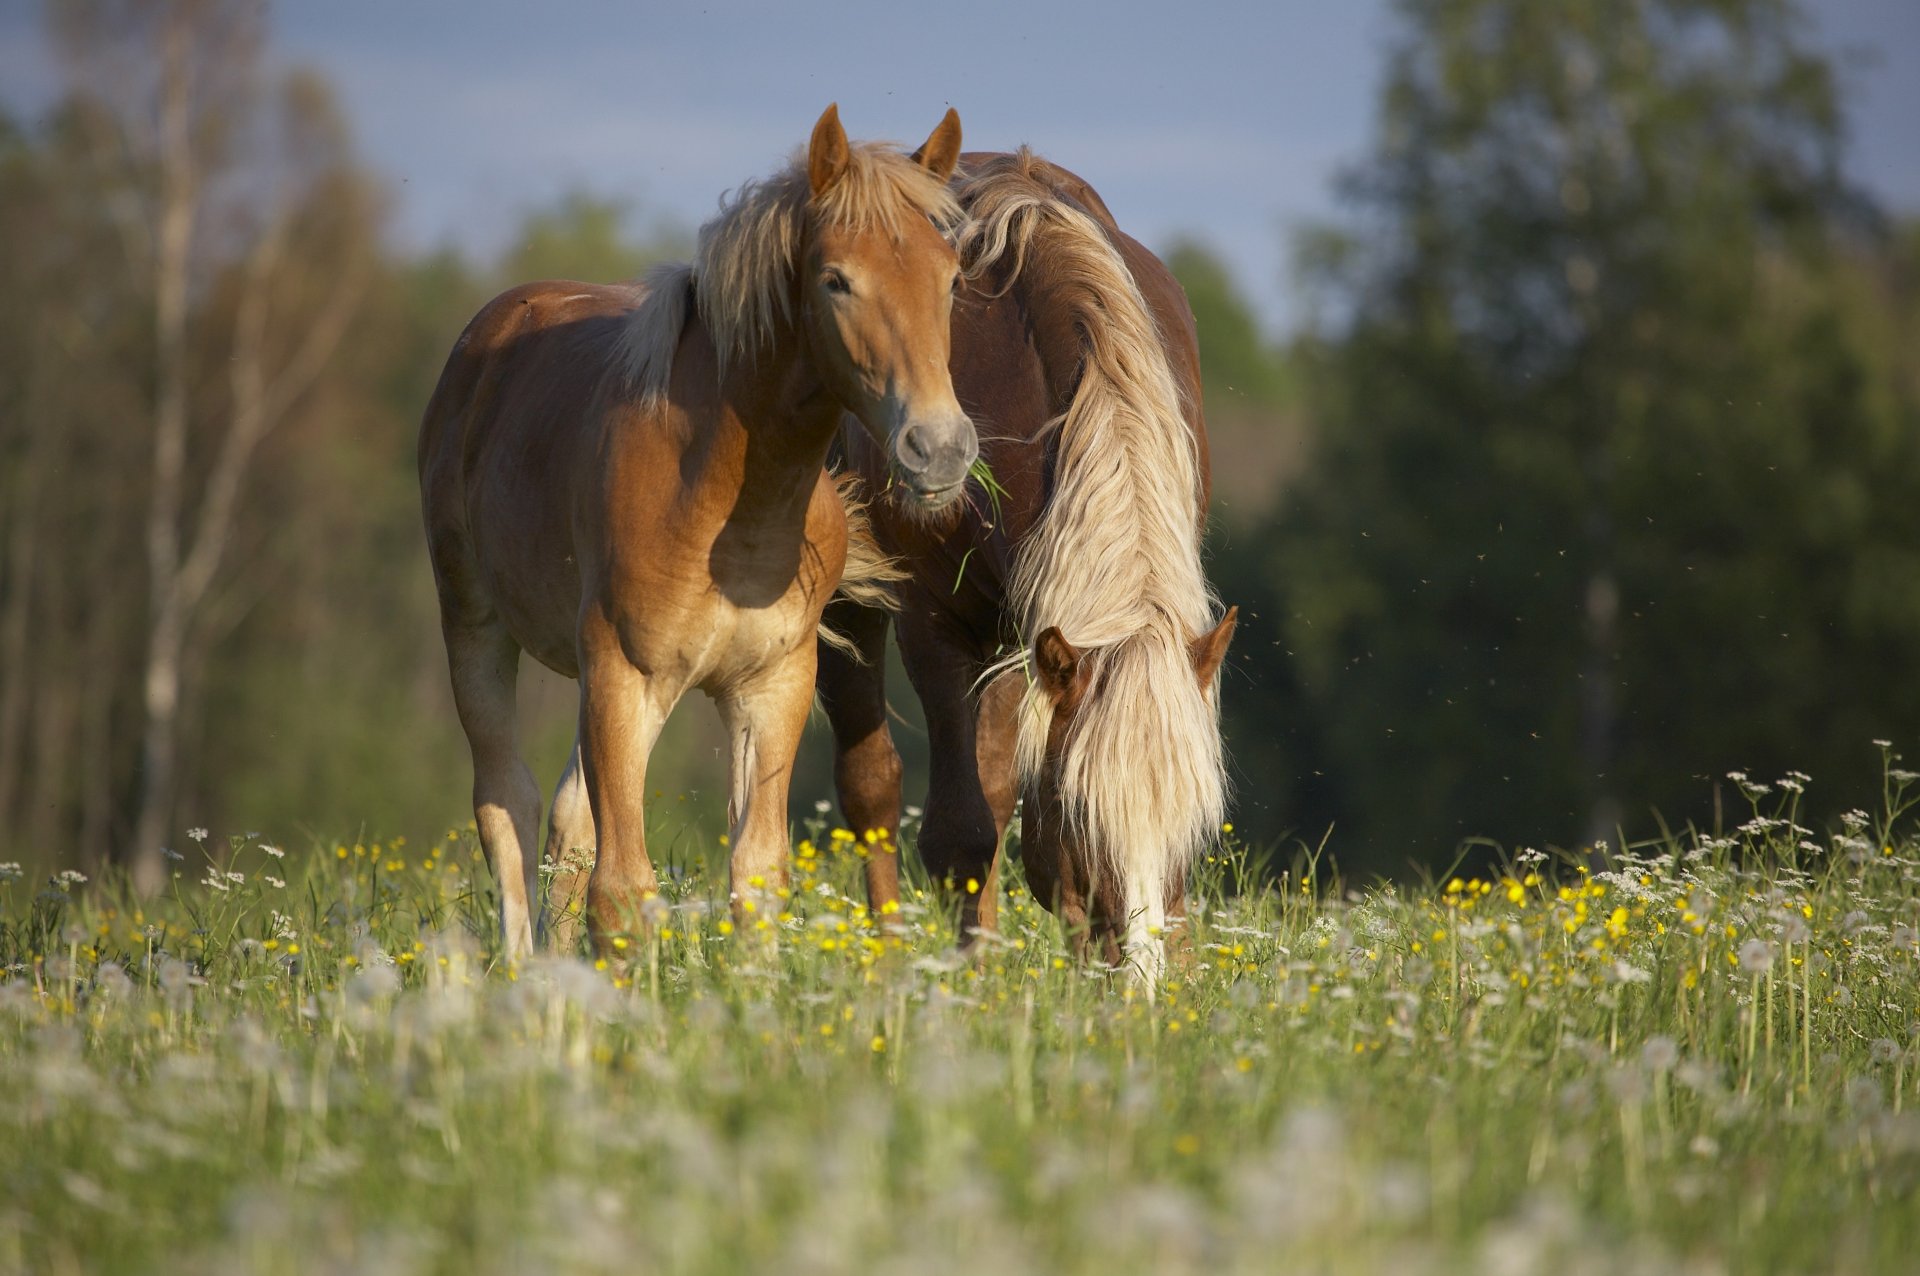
957, 149, 1223, 987
819, 470, 904, 658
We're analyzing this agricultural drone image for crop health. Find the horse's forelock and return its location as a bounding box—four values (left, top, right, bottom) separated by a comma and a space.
621, 142, 961, 399
698, 145, 959, 377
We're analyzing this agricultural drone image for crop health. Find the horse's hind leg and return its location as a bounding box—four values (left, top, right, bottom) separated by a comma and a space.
540, 729, 596, 953
443, 619, 542, 961
817, 600, 904, 919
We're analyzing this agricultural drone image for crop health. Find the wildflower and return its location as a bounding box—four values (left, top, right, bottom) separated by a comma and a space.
188, 827, 208, 843
1641, 1036, 1679, 1072
1738, 939, 1774, 973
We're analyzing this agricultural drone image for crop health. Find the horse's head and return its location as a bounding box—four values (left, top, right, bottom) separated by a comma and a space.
1015, 606, 1239, 975
801, 104, 977, 510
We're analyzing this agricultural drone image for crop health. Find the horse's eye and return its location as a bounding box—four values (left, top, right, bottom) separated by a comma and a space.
822, 269, 852, 295
949, 273, 961, 295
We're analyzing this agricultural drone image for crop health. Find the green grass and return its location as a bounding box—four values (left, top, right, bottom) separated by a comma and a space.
5, 768, 1920, 1275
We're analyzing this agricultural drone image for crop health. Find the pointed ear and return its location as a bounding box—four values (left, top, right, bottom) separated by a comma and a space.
1189, 606, 1238, 688
910, 107, 963, 183
1032, 627, 1083, 701
808, 103, 850, 196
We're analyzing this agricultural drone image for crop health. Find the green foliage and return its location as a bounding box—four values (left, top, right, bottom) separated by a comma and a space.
5, 768, 1920, 1273
1219, 0, 1920, 872
499, 190, 687, 285
1165, 240, 1309, 520
1164, 238, 1293, 411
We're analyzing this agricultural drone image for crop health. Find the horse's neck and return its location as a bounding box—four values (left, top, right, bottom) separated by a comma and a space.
697, 327, 841, 524
1006, 265, 1090, 420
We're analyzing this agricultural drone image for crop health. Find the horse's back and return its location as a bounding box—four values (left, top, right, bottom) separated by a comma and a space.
419, 280, 647, 673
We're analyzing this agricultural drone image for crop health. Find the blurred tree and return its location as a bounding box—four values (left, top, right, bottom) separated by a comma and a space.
37, 0, 376, 891
1164, 239, 1308, 522
500, 190, 686, 285
0, 12, 746, 880
1228, 0, 1920, 873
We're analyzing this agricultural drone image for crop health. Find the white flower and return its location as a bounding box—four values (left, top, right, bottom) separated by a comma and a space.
188, 827, 209, 843
1738, 939, 1774, 973
261, 844, 285, 860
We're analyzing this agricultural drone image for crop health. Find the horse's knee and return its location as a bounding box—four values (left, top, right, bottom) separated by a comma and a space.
835, 732, 902, 825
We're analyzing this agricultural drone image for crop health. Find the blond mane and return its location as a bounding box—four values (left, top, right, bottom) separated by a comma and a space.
959, 150, 1225, 981
622, 142, 962, 400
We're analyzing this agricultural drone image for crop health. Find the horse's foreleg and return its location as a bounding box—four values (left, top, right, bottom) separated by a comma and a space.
579, 640, 667, 957
899, 619, 1006, 945
443, 620, 541, 963
539, 730, 596, 953
816, 600, 904, 921
717, 645, 817, 932
970, 668, 1025, 935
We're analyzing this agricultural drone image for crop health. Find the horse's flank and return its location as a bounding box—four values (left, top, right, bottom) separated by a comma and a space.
960, 150, 1226, 970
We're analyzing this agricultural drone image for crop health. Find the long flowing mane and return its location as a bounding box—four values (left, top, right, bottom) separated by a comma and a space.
622, 143, 963, 400
958, 150, 1225, 969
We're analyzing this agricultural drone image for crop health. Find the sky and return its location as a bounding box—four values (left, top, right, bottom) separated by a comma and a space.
2, 0, 1915, 335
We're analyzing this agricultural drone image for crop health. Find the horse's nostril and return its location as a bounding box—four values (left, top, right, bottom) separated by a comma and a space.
897, 425, 933, 469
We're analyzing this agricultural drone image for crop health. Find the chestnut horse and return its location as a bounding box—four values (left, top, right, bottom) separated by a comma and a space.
818, 149, 1236, 982
421, 106, 976, 959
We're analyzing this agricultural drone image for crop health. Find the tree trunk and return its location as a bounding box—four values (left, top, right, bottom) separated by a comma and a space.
129, 12, 195, 895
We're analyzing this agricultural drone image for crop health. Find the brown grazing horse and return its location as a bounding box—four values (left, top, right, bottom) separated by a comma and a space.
420, 106, 976, 960
819, 149, 1236, 983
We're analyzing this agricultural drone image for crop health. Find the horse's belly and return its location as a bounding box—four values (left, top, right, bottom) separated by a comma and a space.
466, 494, 585, 678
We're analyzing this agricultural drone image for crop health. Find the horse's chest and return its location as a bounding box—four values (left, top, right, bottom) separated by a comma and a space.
608, 557, 818, 690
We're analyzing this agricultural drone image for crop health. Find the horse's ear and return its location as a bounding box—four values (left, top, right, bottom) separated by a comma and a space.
911, 107, 963, 183
809, 103, 851, 196
1189, 606, 1238, 687
1033, 627, 1084, 702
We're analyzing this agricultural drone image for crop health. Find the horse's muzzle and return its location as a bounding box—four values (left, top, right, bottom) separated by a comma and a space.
892, 415, 978, 507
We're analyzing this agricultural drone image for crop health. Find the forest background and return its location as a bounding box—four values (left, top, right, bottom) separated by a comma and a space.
2, 0, 1918, 886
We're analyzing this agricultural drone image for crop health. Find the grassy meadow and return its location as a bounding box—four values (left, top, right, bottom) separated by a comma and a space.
5, 766, 1920, 1275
